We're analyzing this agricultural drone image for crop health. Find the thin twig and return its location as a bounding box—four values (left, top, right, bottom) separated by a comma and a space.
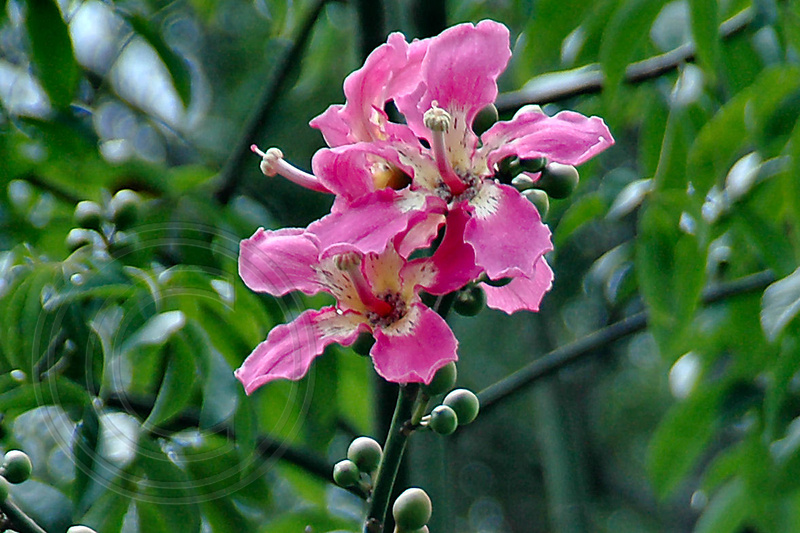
21, 172, 81, 204
478, 270, 775, 411
496, 7, 755, 112
213, 0, 330, 204
0, 497, 48, 533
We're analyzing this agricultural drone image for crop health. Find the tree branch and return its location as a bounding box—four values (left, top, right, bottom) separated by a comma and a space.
0, 497, 48, 533
478, 270, 775, 411
213, 0, 330, 204
496, 7, 755, 112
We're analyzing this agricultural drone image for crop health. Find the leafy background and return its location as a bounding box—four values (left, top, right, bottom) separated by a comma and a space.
2, 0, 800, 532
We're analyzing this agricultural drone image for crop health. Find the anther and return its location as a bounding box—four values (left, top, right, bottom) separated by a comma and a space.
250, 144, 331, 193
422, 103, 466, 196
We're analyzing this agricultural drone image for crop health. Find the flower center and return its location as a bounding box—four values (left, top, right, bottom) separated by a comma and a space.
335, 253, 394, 317
423, 103, 468, 196
366, 291, 407, 329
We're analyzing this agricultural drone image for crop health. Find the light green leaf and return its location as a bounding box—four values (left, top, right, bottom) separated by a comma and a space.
24, 0, 79, 109
689, 0, 720, 78
694, 478, 751, 533
143, 334, 198, 429
761, 267, 800, 342
553, 193, 606, 247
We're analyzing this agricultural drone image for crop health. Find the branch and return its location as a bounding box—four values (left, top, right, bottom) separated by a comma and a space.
21, 172, 81, 204
0, 497, 48, 533
213, 0, 330, 204
478, 270, 775, 411
496, 7, 754, 112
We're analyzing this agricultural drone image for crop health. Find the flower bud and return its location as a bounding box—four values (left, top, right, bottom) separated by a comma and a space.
347, 436, 382, 473
422, 362, 457, 396
74, 201, 104, 230
2, 450, 32, 484
66, 228, 95, 252
535, 162, 579, 199
519, 157, 547, 173
429, 405, 458, 435
392, 487, 432, 531
453, 285, 486, 317
523, 189, 549, 219
472, 104, 498, 136
443, 389, 480, 425
67, 526, 99, 533
109, 189, 141, 230
333, 459, 361, 487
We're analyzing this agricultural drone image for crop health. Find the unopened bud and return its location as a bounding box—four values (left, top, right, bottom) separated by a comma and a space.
429, 405, 458, 435
393, 488, 432, 531
74, 201, 104, 230
67, 527, 99, 533
422, 362, 457, 396
109, 189, 140, 230
523, 189, 549, 219
347, 436, 382, 473
443, 389, 480, 425
453, 285, 486, 317
536, 162, 579, 199
333, 459, 361, 487
472, 104, 499, 136
1, 450, 32, 484
66, 228, 95, 252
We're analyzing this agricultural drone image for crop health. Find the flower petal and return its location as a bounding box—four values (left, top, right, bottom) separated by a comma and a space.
308, 189, 445, 259
428, 206, 483, 294
371, 304, 458, 384
464, 182, 553, 279
480, 257, 554, 314
396, 20, 511, 138
235, 307, 365, 394
239, 228, 322, 296
481, 110, 614, 168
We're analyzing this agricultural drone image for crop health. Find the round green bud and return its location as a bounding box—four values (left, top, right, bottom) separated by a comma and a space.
2, 450, 33, 484
0, 476, 9, 501
472, 104, 499, 136
74, 201, 104, 230
392, 487, 432, 531
66, 228, 95, 252
109, 189, 141, 229
536, 162, 579, 199
429, 405, 458, 435
347, 436, 382, 473
523, 189, 550, 219
67, 526, 98, 533
453, 285, 486, 317
422, 362, 457, 396
351, 332, 375, 356
403, 527, 430, 533
443, 389, 480, 425
332, 459, 361, 487
519, 156, 548, 173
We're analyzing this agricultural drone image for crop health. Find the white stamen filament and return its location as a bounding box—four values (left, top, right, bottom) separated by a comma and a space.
335, 254, 393, 316
250, 145, 331, 193
422, 105, 466, 195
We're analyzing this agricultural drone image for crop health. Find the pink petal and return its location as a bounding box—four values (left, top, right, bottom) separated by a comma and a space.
396, 20, 511, 138
235, 307, 365, 394
395, 211, 446, 258
310, 32, 424, 146
482, 110, 614, 168
239, 228, 322, 296
480, 257, 554, 314
308, 189, 446, 259
464, 182, 553, 280
370, 304, 458, 384
428, 206, 483, 294
311, 146, 378, 200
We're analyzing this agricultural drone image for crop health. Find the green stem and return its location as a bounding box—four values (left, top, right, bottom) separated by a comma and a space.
0, 497, 47, 533
364, 383, 419, 533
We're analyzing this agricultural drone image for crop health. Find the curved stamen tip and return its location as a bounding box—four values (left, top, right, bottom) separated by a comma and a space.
334, 252, 362, 271
252, 145, 284, 177
423, 103, 451, 132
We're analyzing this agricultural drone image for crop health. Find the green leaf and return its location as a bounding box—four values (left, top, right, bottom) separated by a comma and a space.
553, 193, 606, 247
689, 0, 720, 79
118, 310, 186, 357
24, 0, 79, 109
73, 403, 101, 516
0, 377, 88, 414
79, 488, 131, 533
125, 13, 192, 107
694, 478, 751, 533
653, 110, 692, 190
185, 321, 238, 429
143, 334, 198, 430
599, 0, 668, 104
761, 267, 800, 343
648, 384, 723, 498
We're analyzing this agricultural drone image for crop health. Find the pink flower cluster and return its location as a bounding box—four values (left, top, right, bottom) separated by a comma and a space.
235, 20, 613, 393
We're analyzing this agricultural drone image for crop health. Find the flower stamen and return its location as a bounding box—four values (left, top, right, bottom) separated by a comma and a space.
423, 104, 467, 196
250, 145, 331, 193
335, 253, 394, 317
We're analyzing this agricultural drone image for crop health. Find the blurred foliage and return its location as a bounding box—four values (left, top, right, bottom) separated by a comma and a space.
1, 0, 800, 532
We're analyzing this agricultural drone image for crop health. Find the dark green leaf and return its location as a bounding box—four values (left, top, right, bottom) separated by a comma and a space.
689, 0, 720, 78
694, 478, 751, 533
553, 193, 606, 247
73, 402, 101, 516
143, 334, 198, 430
24, 0, 79, 109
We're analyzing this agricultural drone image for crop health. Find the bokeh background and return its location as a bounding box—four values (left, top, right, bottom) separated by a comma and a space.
2, 0, 800, 532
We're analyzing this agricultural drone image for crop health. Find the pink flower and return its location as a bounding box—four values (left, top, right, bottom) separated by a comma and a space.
234, 227, 458, 394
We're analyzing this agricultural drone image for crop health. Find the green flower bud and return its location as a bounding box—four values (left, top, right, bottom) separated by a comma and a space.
347, 436, 382, 473
2, 450, 33, 484
74, 201, 104, 230
109, 189, 141, 230
0, 476, 9, 501
351, 332, 375, 356
332, 459, 361, 487
443, 389, 480, 425
519, 157, 548, 173
523, 189, 550, 219
472, 104, 499, 136
392, 487, 432, 531
429, 405, 458, 435
67, 526, 99, 533
453, 285, 486, 317
535, 162, 579, 199
422, 361, 457, 396
66, 228, 95, 252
